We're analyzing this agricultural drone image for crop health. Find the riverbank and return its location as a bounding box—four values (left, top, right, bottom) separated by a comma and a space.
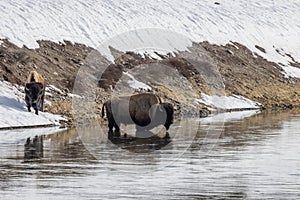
0, 81, 66, 129
1, 38, 300, 129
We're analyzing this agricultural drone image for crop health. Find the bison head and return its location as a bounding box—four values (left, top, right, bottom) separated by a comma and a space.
150, 103, 174, 130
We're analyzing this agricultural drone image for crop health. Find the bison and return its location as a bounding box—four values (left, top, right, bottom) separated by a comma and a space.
25, 71, 45, 115
101, 93, 174, 136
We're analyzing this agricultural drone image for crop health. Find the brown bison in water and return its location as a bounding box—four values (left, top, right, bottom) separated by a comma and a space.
25, 71, 45, 115
101, 93, 174, 136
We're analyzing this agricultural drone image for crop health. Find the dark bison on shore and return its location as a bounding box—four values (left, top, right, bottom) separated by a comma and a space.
101, 93, 174, 136
25, 71, 45, 115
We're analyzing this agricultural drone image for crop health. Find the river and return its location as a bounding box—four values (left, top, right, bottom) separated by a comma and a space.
0, 110, 299, 199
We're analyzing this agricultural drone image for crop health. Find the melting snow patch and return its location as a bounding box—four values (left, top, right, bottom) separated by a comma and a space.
138, 51, 162, 60
195, 94, 260, 109
44, 99, 52, 106
47, 85, 64, 94
67, 93, 83, 99
45, 91, 52, 97
0, 81, 65, 129
281, 65, 300, 79
200, 110, 260, 124
229, 41, 239, 49
124, 72, 152, 90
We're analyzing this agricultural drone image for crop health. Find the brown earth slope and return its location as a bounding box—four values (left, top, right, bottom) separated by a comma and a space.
200, 42, 300, 108
0, 39, 92, 91
1, 39, 300, 124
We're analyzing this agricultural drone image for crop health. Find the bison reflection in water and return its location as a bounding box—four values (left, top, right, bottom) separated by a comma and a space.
108, 130, 171, 153
24, 135, 44, 161
102, 93, 174, 137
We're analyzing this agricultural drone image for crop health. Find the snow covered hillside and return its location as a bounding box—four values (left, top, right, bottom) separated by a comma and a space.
0, 81, 65, 129
0, 0, 300, 69
0, 0, 299, 128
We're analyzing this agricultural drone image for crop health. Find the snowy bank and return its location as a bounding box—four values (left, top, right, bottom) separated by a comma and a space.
200, 110, 260, 124
0, 0, 300, 67
0, 81, 65, 129
282, 65, 300, 79
195, 94, 261, 110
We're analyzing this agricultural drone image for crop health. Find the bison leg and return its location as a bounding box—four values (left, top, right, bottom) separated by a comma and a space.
108, 131, 114, 139
107, 114, 120, 137
27, 105, 31, 112
108, 115, 115, 134
164, 132, 170, 140
164, 123, 170, 131
35, 108, 39, 115
108, 122, 114, 133
114, 123, 120, 137
25, 96, 31, 112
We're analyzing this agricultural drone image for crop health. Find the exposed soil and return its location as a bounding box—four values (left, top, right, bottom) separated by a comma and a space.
1, 39, 300, 126
201, 42, 300, 108
0, 39, 92, 91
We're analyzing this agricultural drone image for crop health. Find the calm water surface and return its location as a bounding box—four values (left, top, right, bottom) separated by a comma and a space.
0, 110, 300, 199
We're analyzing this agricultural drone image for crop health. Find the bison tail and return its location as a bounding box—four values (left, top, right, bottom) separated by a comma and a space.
101, 103, 106, 118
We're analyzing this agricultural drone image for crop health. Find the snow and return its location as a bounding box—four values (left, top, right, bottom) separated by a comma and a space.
136, 50, 171, 60
0, 0, 300, 67
45, 91, 53, 96
0, 126, 64, 144
281, 65, 300, 79
0, 81, 65, 129
0, 0, 298, 129
47, 84, 64, 94
124, 72, 152, 90
44, 99, 52, 106
195, 93, 260, 109
200, 110, 260, 124
67, 93, 83, 99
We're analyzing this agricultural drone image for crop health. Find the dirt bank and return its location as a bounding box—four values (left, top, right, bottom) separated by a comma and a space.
1, 39, 299, 126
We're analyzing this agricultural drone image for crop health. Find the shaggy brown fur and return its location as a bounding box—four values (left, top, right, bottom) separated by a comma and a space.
25, 71, 45, 115
26, 71, 45, 84
102, 93, 173, 136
